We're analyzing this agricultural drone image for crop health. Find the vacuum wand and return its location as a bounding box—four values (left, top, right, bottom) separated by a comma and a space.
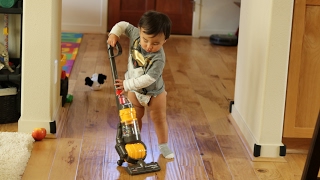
108, 42, 122, 109
107, 42, 161, 175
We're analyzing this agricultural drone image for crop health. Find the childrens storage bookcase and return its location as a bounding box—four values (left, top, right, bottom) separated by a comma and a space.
0, 0, 22, 123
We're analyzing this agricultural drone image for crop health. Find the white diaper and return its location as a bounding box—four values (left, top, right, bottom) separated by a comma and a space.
135, 92, 151, 107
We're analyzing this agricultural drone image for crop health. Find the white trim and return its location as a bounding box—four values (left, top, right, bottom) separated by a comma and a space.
231, 105, 257, 154
231, 105, 285, 158
192, 0, 201, 37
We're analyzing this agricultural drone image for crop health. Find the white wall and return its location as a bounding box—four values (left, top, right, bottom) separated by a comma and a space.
231, 0, 294, 158
61, 0, 107, 33
193, 0, 241, 37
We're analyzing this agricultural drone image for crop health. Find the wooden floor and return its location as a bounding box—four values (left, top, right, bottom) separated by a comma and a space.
0, 34, 313, 179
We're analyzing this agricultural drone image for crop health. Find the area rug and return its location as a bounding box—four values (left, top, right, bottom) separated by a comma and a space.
0, 132, 34, 180
61, 32, 83, 77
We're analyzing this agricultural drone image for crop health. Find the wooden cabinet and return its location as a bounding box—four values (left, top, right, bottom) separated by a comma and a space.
283, 0, 320, 138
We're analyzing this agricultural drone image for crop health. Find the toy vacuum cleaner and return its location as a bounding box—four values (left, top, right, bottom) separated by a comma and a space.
107, 42, 161, 175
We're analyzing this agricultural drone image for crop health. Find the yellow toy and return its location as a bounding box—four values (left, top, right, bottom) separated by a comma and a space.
108, 42, 161, 175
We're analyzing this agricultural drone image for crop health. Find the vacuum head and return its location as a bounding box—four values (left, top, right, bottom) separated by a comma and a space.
125, 160, 161, 175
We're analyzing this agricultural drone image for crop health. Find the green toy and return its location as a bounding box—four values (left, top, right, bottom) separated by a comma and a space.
66, 94, 73, 103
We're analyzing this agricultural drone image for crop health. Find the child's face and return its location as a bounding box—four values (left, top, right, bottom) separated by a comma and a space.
139, 28, 167, 53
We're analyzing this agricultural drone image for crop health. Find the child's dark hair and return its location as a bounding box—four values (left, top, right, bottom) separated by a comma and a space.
138, 11, 172, 40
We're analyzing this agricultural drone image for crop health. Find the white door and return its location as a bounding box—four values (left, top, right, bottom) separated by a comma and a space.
192, 0, 241, 37
61, 0, 107, 33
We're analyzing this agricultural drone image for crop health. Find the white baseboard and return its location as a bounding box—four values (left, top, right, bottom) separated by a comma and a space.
229, 105, 286, 162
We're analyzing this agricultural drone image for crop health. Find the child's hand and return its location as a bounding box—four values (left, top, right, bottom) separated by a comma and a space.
114, 79, 125, 94
107, 34, 119, 47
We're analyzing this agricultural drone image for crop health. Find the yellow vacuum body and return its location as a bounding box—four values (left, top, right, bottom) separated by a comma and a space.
119, 107, 146, 160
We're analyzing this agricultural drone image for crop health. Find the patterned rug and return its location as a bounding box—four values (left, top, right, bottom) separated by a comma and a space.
61, 33, 83, 77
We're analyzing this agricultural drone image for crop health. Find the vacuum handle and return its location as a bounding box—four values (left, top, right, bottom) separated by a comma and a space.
108, 41, 123, 110
108, 41, 122, 80
108, 41, 122, 58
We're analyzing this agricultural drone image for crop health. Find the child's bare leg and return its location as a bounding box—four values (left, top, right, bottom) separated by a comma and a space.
128, 91, 144, 130
149, 91, 174, 159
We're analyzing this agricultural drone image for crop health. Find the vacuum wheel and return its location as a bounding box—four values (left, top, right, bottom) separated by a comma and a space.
117, 159, 124, 166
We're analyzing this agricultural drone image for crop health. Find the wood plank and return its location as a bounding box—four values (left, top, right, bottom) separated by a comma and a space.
216, 135, 258, 179
291, 154, 308, 171
156, 155, 181, 180
196, 88, 235, 134
172, 130, 203, 166
192, 125, 233, 179
0, 122, 17, 132
60, 91, 87, 138
209, 77, 234, 105
283, 155, 304, 177
22, 139, 58, 180
181, 165, 208, 180
252, 162, 284, 179
76, 138, 106, 180
208, 117, 237, 136
274, 158, 301, 180
49, 138, 82, 180
82, 90, 110, 139
76, 81, 110, 179
55, 104, 70, 138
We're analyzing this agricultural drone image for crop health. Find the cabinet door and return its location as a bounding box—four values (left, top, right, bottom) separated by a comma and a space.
107, 0, 193, 35
107, 0, 155, 32
283, 0, 320, 138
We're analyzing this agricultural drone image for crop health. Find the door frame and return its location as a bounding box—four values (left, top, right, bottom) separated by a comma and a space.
192, 0, 201, 37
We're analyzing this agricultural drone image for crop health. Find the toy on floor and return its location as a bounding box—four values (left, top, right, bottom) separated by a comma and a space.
85, 73, 107, 90
66, 94, 73, 103
108, 42, 161, 175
